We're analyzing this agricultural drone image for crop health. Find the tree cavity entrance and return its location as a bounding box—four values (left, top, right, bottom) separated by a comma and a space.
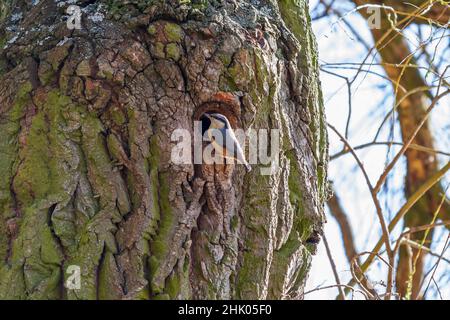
193, 102, 241, 178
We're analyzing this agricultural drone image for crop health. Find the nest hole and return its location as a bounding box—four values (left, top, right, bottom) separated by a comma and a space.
193, 102, 241, 179
193, 102, 240, 133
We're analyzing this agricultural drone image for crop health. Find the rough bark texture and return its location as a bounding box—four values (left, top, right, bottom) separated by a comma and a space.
0, 0, 328, 300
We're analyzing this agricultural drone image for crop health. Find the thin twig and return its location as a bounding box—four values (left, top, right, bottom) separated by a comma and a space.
343, 161, 450, 296
304, 284, 369, 299
323, 233, 346, 300
422, 234, 450, 298
405, 184, 450, 299
330, 141, 450, 161
328, 123, 393, 257
373, 89, 450, 194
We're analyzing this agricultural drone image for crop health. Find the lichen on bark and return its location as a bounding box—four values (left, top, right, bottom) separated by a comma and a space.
0, 0, 327, 299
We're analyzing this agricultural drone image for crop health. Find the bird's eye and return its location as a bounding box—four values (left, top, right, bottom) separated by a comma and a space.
200, 115, 211, 135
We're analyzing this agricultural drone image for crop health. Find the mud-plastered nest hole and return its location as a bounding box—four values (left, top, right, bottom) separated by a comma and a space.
193, 101, 243, 178
194, 101, 240, 134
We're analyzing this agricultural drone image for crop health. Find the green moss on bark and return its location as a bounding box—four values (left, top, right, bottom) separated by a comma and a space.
148, 171, 174, 294
278, 0, 329, 203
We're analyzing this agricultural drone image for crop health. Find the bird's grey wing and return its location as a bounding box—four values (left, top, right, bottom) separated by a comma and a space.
224, 129, 247, 164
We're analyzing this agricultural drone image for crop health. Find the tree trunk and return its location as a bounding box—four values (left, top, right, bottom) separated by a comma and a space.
0, 0, 328, 300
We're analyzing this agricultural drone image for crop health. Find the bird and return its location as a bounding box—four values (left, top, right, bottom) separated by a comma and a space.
203, 113, 251, 172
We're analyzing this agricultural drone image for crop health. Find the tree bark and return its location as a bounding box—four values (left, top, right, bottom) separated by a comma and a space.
0, 0, 328, 300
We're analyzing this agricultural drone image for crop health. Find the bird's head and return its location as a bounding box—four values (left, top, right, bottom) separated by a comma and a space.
204, 113, 230, 130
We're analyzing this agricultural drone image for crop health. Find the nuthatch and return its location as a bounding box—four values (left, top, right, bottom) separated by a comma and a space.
204, 113, 251, 172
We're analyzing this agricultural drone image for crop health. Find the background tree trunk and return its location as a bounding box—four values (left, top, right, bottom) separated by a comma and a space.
0, 0, 328, 300
353, 0, 449, 299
